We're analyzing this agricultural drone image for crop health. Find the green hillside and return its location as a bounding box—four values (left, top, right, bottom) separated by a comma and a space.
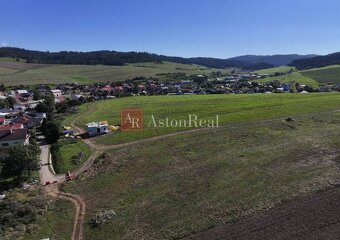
252, 66, 295, 75
61, 93, 340, 239
63, 93, 340, 145
0, 59, 232, 86
301, 65, 340, 84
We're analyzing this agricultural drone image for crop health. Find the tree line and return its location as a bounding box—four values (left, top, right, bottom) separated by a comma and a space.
0, 47, 274, 70
290, 52, 340, 70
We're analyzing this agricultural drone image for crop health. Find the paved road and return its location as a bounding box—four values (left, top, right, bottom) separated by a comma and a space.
39, 145, 63, 185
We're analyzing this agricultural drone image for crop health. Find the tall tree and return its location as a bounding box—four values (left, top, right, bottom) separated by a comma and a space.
1, 144, 40, 178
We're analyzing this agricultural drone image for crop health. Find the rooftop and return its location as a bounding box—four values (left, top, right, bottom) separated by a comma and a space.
86, 122, 108, 128
0, 128, 28, 142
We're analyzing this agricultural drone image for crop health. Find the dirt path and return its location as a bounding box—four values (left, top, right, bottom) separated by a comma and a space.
48, 108, 340, 240
44, 184, 86, 240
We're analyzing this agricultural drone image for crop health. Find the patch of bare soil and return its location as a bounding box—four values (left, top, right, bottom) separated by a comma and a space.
184, 186, 340, 240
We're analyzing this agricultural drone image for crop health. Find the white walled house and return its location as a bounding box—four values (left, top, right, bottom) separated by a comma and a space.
86, 122, 109, 137
0, 129, 30, 147
50, 89, 62, 97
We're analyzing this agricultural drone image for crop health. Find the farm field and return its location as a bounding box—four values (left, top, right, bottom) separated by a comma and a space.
254, 71, 319, 88
0, 59, 232, 86
63, 109, 340, 239
63, 93, 340, 145
252, 66, 295, 75
301, 64, 340, 84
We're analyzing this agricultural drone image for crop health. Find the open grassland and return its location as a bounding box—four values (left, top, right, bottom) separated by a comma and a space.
0, 57, 26, 63
255, 65, 340, 87
23, 198, 75, 240
301, 65, 340, 84
0, 60, 232, 86
252, 66, 295, 75
58, 140, 91, 173
1, 188, 74, 240
63, 111, 340, 239
62, 93, 340, 145
254, 71, 319, 88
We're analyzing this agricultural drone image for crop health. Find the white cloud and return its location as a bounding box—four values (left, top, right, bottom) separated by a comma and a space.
0, 43, 8, 47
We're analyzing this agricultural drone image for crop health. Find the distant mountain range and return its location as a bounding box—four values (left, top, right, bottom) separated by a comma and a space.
289, 52, 340, 70
0, 47, 318, 71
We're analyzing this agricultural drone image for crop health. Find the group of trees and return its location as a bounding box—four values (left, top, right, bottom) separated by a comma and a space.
0, 143, 40, 180
0, 97, 16, 109
290, 52, 340, 70
0, 47, 275, 71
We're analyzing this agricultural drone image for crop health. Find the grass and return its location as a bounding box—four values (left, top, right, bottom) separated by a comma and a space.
58, 140, 91, 173
301, 65, 340, 84
62, 93, 340, 145
254, 71, 319, 88
0, 188, 74, 240
0, 57, 26, 63
0, 61, 232, 86
252, 66, 295, 75
23, 198, 75, 240
63, 111, 340, 239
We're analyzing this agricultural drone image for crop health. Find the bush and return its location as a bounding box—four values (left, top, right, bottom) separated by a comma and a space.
50, 143, 62, 173
90, 210, 116, 228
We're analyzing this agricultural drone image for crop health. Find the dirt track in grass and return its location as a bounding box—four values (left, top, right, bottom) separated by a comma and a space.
184, 186, 340, 240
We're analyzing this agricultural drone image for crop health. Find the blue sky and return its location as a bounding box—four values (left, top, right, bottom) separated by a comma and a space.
1, 0, 340, 58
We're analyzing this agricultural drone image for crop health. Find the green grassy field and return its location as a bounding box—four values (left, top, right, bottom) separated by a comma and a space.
254, 71, 319, 88
301, 65, 340, 84
63, 93, 340, 145
63, 110, 340, 239
58, 140, 91, 173
23, 198, 75, 240
252, 66, 295, 75
0, 188, 74, 240
0, 57, 25, 63
0, 60, 232, 86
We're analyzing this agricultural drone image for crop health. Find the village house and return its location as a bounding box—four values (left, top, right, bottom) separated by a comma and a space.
50, 89, 65, 103
0, 128, 30, 147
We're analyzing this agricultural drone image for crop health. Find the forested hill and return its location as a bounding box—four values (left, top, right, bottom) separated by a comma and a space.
230, 54, 318, 66
0, 47, 273, 70
290, 52, 340, 70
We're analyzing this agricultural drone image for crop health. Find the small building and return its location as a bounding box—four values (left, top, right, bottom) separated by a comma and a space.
0, 128, 30, 147
50, 89, 62, 97
86, 122, 109, 137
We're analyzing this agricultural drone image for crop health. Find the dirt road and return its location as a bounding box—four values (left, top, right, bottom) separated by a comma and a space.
39, 145, 64, 184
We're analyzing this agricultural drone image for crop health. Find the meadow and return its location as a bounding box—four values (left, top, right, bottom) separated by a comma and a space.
58, 140, 91, 173
63, 93, 340, 145
252, 66, 295, 75
0, 59, 231, 86
63, 110, 340, 239
253, 71, 319, 88
301, 64, 340, 84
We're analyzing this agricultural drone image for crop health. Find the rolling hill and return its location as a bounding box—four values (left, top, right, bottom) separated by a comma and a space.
59, 93, 340, 240
290, 52, 340, 70
0, 60, 232, 86
229, 54, 317, 66
0, 47, 317, 70
301, 65, 340, 84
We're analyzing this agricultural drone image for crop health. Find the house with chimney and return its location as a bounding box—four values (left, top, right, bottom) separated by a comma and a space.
0, 128, 30, 147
